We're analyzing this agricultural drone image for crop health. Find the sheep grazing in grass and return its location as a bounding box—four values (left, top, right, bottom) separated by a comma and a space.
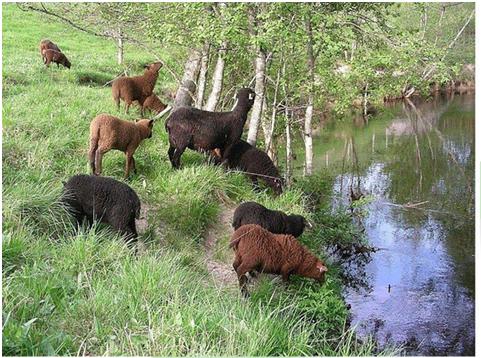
142, 93, 167, 115
232, 201, 308, 237
62, 174, 140, 244
88, 114, 154, 178
165, 88, 255, 169
214, 139, 283, 195
39, 39, 71, 69
111, 62, 163, 116
230, 224, 328, 296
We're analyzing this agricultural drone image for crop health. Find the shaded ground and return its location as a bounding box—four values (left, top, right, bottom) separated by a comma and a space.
203, 204, 238, 287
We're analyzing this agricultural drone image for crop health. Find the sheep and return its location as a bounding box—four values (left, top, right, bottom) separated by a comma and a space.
111, 62, 163, 116
42, 49, 71, 69
230, 224, 328, 296
165, 88, 255, 169
61, 174, 140, 244
214, 139, 283, 194
88, 114, 154, 178
142, 93, 167, 115
39, 39, 71, 69
232, 201, 308, 237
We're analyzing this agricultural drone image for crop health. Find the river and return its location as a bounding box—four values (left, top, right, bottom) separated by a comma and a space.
291, 93, 475, 355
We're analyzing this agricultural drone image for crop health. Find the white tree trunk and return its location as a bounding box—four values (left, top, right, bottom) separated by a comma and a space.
304, 13, 315, 176
205, 41, 226, 111
285, 107, 293, 187
174, 49, 201, 109
117, 28, 123, 65
263, 65, 281, 160
196, 43, 210, 109
246, 48, 266, 145
304, 94, 314, 176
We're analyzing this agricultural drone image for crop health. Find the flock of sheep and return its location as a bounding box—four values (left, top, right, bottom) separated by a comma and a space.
41, 38, 328, 295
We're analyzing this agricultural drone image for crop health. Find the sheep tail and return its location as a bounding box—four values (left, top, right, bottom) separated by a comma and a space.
229, 237, 242, 250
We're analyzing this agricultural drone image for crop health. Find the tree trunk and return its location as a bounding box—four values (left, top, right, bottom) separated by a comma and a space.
304, 14, 315, 176
196, 43, 210, 109
285, 106, 293, 187
117, 28, 123, 65
304, 95, 314, 176
205, 41, 226, 111
174, 49, 201, 109
263, 64, 281, 160
246, 48, 267, 145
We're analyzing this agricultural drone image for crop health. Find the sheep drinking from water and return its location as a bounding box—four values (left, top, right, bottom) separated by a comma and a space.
62, 174, 140, 244
230, 224, 328, 296
88, 114, 154, 178
165, 88, 255, 169
233, 201, 308, 237
112, 62, 163, 115
215, 139, 283, 194
39, 39, 71, 69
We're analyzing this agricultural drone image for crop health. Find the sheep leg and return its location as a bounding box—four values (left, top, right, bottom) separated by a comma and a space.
94, 148, 106, 176
233, 255, 242, 271
88, 145, 97, 174
235, 262, 252, 297
281, 264, 293, 283
131, 157, 137, 174
125, 102, 131, 114
168, 146, 175, 163
171, 146, 187, 169
124, 152, 134, 178
250, 176, 261, 193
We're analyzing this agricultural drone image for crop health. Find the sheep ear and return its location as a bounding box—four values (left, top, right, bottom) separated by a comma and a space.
148, 119, 154, 126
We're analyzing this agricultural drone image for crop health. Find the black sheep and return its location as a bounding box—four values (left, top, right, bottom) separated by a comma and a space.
232, 201, 309, 238
165, 88, 255, 169
218, 139, 283, 195
61, 174, 140, 243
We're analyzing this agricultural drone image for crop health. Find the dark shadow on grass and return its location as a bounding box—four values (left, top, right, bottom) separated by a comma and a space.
76, 71, 113, 87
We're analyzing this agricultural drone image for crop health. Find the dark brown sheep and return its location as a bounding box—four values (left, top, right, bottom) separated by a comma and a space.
215, 139, 283, 195
62, 174, 140, 244
230, 224, 328, 296
88, 114, 154, 178
232, 201, 308, 237
165, 88, 255, 169
111, 62, 163, 116
39, 39, 71, 69
142, 93, 167, 114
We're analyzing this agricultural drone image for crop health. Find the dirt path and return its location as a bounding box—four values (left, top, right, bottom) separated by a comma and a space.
204, 204, 238, 287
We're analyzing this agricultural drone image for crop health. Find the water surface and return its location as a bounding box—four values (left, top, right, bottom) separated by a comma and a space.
293, 94, 475, 355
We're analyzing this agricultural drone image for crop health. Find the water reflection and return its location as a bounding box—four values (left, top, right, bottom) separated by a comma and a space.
301, 94, 475, 355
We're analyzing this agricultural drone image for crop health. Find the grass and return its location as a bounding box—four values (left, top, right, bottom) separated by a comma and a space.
2, 4, 389, 356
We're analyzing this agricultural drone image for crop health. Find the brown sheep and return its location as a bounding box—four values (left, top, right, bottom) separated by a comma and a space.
88, 114, 154, 178
111, 62, 163, 116
39, 39, 71, 69
230, 224, 328, 296
142, 93, 167, 114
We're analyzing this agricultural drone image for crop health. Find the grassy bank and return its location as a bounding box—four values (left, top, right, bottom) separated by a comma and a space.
3, 5, 383, 356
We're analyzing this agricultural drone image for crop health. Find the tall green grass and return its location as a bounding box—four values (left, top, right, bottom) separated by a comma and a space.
2, 4, 388, 356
